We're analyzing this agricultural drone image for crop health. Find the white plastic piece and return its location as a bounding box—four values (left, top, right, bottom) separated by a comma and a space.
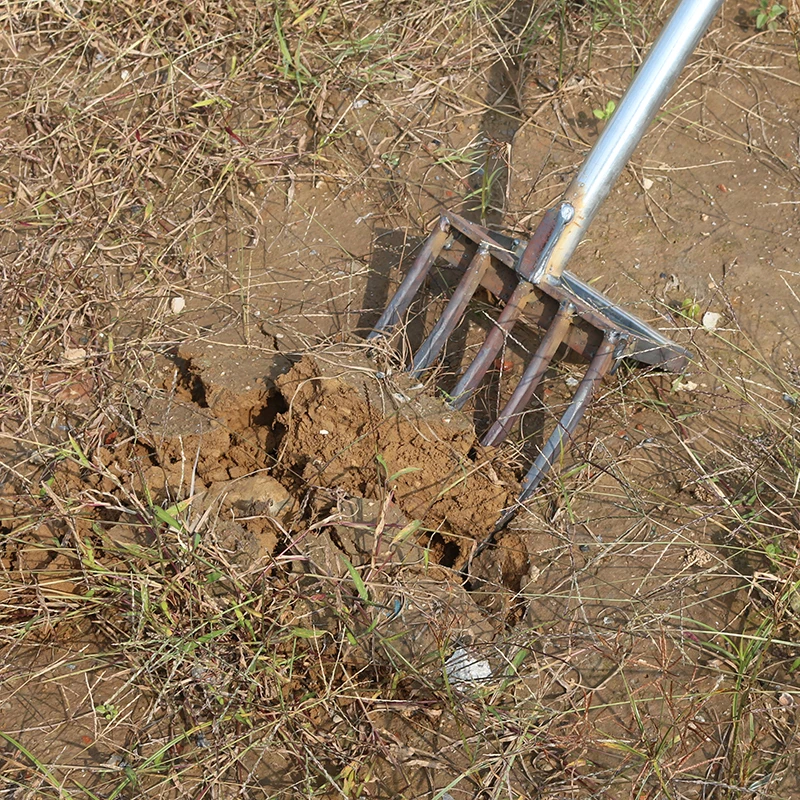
701, 311, 722, 331
444, 648, 491, 686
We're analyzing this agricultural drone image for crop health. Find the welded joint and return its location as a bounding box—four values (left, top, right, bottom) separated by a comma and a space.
609, 332, 630, 374
530, 202, 575, 285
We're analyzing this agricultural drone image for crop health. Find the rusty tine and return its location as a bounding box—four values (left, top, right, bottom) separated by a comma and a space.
481, 301, 575, 447
518, 332, 618, 502
494, 333, 619, 531
410, 241, 492, 377
368, 215, 451, 340
448, 204, 574, 410
448, 280, 535, 411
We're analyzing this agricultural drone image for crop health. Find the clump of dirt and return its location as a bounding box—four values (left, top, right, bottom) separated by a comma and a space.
274, 344, 512, 554
124, 331, 294, 495
138, 396, 233, 485
0, 332, 301, 592
2, 333, 515, 589
175, 334, 293, 432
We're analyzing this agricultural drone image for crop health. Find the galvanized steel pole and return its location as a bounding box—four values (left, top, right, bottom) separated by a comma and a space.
535, 0, 724, 284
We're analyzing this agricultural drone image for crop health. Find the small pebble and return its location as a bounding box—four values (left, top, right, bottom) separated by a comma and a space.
673, 379, 699, 393
170, 296, 186, 314
63, 347, 87, 364
493, 357, 514, 374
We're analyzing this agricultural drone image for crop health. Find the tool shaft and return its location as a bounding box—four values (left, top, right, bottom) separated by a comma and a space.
537, 0, 724, 282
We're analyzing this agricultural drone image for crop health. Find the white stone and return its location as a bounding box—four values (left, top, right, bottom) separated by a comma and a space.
170, 296, 186, 314
444, 647, 492, 686
701, 311, 722, 331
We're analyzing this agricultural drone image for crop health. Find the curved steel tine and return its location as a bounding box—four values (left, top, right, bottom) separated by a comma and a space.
410, 242, 492, 377
493, 332, 619, 531
448, 280, 534, 411
368, 216, 451, 340
481, 301, 575, 447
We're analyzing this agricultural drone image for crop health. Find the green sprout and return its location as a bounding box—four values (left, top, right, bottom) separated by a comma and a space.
752, 0, 786, 30
592, 99, 616, 121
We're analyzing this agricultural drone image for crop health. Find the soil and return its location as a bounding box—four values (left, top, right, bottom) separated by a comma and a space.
2, 3, 800, 799
274, 345, 511, 555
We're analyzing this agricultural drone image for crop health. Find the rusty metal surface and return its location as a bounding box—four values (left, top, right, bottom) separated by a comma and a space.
437, 214, 690, 372
516, 333, 618, 502
449, 279, 538, 410
515, 206, 560, 280
411, 243, 491, 376
368, 216, 451, 339
481, 301, 575, 447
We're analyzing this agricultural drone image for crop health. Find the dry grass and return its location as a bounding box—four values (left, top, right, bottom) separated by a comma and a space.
2, 0, 800, 798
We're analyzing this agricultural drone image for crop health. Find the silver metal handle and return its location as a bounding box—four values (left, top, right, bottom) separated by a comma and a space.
538, 0, 724, 283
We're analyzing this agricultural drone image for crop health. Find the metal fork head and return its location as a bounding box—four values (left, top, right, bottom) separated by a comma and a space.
367, 207, 690, 524
371, 207, 689, 405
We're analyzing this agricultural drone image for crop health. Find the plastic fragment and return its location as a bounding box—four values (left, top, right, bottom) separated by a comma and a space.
444, 647, 491, 686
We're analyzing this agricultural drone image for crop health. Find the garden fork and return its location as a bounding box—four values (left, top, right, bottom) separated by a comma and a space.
369, 0, 724, 534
